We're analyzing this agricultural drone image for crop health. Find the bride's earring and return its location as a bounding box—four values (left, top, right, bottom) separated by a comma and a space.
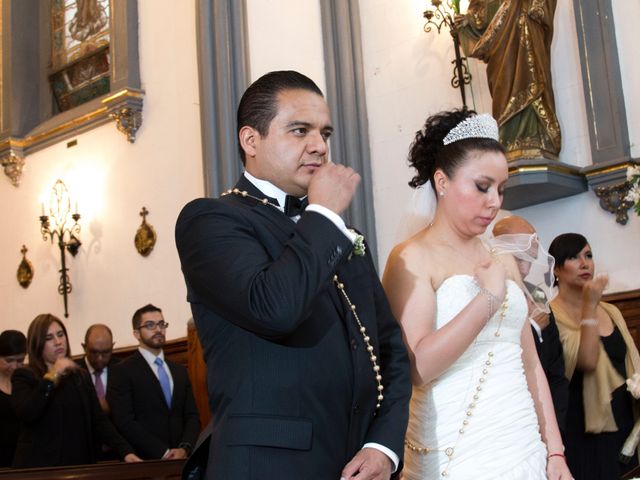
439, 191, 445, 197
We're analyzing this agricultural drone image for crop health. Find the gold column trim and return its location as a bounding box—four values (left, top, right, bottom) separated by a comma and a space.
508, 164, 577, 176
584, 162, 637, 178
102, 88, 144, 104
0, 88, 143, 154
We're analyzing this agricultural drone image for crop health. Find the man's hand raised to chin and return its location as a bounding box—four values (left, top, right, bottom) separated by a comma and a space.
341, 448, 393, 480
307, 163, 361, 215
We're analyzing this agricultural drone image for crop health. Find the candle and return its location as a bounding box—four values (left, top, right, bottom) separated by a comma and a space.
41, 202, 45, 216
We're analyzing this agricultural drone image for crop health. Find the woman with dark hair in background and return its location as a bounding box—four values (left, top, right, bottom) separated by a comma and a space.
549, 233, 640, 479
0, 330, 26, 467
11, 313, 141, 467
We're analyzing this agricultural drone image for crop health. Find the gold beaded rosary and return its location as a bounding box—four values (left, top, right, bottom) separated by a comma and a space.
223, 188, 384, 410
404, 286, 509, 478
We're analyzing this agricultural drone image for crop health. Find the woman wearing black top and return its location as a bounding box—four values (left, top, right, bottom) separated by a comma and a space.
0, 330, 26, 467
11, 314, 142, 467
549, 233, 640, 479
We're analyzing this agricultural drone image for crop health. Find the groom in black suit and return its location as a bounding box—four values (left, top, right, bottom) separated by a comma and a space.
175, 70, 411, 479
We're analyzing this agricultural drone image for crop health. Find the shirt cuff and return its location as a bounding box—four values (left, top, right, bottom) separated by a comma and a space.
362, 443, 399, 473
306, 204, 357, 243
529, 318, 543, 343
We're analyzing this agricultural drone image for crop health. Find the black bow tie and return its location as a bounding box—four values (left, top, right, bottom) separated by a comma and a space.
284, 195, 309, 217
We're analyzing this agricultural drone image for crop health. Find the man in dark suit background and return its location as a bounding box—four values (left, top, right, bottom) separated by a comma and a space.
107, 304, 200, 460
493, 215, 569, 431
76, 323, 119, 412
175, 70, 412, 480
76, 323, 122, 460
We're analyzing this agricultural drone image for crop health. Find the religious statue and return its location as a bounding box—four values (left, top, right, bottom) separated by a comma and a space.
456, 0, 561, 161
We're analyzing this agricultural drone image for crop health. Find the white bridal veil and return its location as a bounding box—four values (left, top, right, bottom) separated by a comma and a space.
395, 181, 555, 317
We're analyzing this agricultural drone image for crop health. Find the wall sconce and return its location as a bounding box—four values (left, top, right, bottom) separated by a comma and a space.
423, 0, 471, 107
39, 179, 81, 318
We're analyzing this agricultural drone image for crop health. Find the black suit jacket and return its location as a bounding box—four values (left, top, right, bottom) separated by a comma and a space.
11, 367, 133, 467
175, 177, 412, 479
536, 312, 569, 431
75, 356, 122, 460
107, 350, 200, 459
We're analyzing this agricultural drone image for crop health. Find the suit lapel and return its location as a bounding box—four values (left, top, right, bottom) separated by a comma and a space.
232, 176, 350, 322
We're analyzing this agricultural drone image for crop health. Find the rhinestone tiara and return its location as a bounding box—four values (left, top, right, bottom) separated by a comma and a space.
442, 113, 500, 146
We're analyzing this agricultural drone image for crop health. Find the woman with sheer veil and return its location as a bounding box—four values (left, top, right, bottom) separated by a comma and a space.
382, 109, 571, 479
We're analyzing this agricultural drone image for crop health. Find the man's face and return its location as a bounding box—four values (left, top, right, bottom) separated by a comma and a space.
83, 329, 114, 371
243, 89, 333, 197
134, 311, 167, 350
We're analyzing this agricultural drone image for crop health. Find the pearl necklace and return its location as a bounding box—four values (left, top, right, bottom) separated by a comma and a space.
221, 188, 280, 209
223, 188, 384, 410
334, 275, 384, 410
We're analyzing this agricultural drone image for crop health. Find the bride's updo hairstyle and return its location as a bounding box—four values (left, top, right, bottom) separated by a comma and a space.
408, 109, 505, 191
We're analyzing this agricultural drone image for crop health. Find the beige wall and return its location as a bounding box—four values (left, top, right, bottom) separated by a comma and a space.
359, 0, 640, 294
2, 0, 638, 352
0, 0, 203, 353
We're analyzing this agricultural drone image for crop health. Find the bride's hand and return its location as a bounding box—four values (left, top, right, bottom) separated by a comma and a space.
474, 258, 506, 302
547, 455, 572, 480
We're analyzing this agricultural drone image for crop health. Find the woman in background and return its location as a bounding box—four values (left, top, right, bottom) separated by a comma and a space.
0, 330, 26, 467
11, 314, 141, 467
549, 233, 639, 479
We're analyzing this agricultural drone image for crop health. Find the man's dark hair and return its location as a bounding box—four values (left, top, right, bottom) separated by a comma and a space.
132, 304, 162, 329
236, 70, 323, 164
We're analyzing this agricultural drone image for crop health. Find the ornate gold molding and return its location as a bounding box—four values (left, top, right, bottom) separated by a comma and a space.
104, 88, 144, 143
584, 161, 636, 178
1, 150, 25, 187
110, 107, 142, 143
507, 162, 577, 176
0, 88, 144, 185
594, 181, 634, 225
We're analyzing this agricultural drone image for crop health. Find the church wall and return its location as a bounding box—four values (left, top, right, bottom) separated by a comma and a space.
359, 0, 640, 293
2, 0, 638, 354
0, 0, 204, 353
612, 0, 640, 158
246, 0, 326, 88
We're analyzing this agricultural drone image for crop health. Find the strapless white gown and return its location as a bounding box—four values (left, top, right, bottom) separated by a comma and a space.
402, 275, 547, 479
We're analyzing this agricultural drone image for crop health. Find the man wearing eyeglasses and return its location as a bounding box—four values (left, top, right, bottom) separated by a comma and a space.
107, 304, 200, 460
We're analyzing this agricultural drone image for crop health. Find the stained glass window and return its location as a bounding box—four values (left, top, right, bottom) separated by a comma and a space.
50, 0, 111, 112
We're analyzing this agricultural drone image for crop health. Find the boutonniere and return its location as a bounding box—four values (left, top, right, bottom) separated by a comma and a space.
348, 229, 366, 260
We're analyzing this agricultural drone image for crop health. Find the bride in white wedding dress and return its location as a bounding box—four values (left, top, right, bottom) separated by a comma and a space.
383, 110, 572, 479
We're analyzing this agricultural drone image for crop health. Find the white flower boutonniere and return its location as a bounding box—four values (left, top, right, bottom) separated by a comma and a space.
348, 230, 366, 259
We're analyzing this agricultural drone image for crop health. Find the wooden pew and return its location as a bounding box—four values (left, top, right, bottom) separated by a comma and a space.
0, 459, 185, 480
604, 288, 640, 348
